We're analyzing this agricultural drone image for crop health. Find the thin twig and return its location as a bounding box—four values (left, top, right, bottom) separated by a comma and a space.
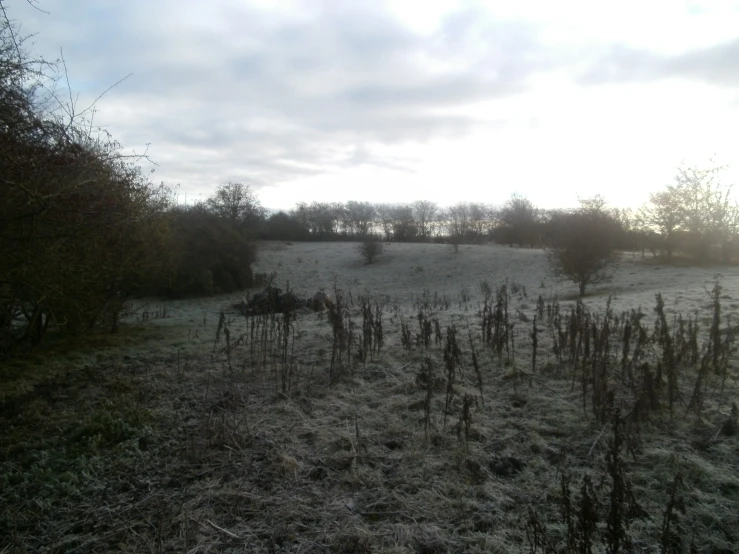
205, 519, 241, 539
587, 425, 608, 457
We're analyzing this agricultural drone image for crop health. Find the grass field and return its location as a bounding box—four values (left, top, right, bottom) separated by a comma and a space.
1, 241, 738, 553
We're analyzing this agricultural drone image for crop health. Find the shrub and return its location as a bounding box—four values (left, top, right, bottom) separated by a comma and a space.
164, 205, 257, 297
358, 236, 383, 264
0, 20, 172, 352
263, 211, 309, 241
547, 210, 622, 296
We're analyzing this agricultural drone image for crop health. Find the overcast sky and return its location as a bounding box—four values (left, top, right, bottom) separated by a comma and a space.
8, 0, 739, 211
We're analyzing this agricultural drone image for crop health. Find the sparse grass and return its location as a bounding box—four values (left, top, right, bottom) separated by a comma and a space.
2, 242, 739, 553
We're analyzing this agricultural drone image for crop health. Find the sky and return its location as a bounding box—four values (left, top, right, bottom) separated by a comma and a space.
7, 0, 739, 211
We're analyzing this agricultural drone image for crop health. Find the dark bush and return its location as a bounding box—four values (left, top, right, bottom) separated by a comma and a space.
358, 236, 383, 264
497, 194, 542, 247
263, 211, 309, 241
163, 205, 256, 297
0, 20, 171, 353
546, 210, 623, 296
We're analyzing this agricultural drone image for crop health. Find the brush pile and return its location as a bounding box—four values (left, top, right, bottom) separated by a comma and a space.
234, 286, 334, 315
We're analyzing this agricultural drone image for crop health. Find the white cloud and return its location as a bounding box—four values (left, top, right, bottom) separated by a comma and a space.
7, 0, 739, 212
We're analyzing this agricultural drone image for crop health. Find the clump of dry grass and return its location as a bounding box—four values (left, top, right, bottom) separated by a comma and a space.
327, 281, 353, 381
442, 324, 461, 430
422, 357, 434, 443
481, 284, 514, 365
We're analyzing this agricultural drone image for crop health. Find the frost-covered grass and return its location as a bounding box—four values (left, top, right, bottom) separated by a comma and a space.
1, 241, 738, 553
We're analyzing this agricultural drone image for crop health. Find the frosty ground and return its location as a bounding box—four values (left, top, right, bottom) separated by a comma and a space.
1, 241, 738, 553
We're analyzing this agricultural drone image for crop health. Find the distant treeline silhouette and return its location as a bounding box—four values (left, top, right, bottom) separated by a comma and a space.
251, 183, 739, 265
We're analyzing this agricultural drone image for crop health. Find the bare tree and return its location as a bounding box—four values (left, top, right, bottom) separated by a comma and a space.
639, 188, 682, 260
468, 202, 495, 240
445, 203, 470, 240
293, 201, 343, 237
413, 200, 438, 241
206, 181, 266, 232
342, 201, 375, 236
578, 193, 609, 216
640, 163, 738, 263
498, 194, 541, 247
390, 204, 417, 241
674, 164, 734, 262
374, 203, 394, 241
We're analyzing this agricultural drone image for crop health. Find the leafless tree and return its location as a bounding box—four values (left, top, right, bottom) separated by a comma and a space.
206, 181, 266, 232
639, 189, 683, 259
639, 163, 739, 263
342, 200, 375, 236
413, 200, 438, 241
498, 194, 541, 247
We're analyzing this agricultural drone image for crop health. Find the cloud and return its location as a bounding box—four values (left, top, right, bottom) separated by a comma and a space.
8, 1, 557, 197
12, 1, 737, 211
575, 39, 739, 88
574, 45, 664, 85
669, 39, 739, 87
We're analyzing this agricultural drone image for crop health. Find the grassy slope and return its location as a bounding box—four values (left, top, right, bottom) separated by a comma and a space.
1, 241, 738, 553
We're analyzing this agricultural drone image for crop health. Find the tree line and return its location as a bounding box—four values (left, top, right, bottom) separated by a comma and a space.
259, 182, 739, 265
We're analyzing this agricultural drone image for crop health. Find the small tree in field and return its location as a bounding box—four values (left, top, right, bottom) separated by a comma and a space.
547, 206, 623, 296
358, 236, 383, 264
